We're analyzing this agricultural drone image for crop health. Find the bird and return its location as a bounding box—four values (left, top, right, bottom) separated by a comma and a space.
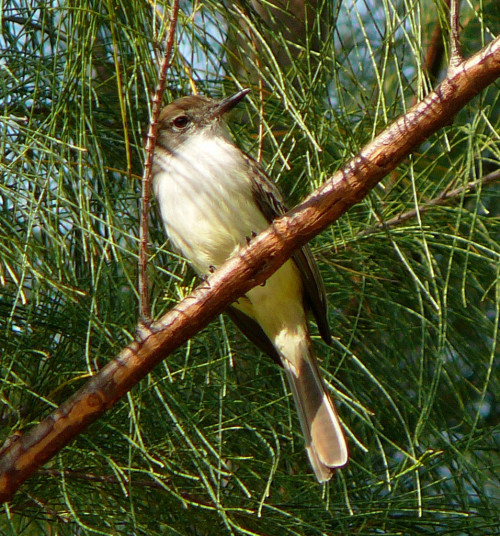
151, 88, 348, 481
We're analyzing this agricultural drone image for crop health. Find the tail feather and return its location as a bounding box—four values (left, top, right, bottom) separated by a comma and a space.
282, 342, 348, 482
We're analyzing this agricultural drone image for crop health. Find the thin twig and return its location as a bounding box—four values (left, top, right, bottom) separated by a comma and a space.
348, 170, 500, 244
249, 23, 265, 163
139, 0, 180, 323
38, 468, 214, 507
25, 493, 69, 523
449, 0, 464, 72
423, 0, 451, 81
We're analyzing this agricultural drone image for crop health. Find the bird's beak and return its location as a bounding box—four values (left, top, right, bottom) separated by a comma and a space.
210, 88, 250, 119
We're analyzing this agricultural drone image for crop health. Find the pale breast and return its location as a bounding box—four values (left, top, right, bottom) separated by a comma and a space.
153, 133, 269, 274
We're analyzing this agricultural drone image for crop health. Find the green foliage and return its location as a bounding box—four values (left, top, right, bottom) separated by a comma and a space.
1, 0, 499, 534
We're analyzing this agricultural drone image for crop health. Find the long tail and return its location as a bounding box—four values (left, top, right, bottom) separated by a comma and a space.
281, 338, 348, 482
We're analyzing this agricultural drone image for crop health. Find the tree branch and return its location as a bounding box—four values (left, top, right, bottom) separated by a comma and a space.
346, 170, 500, 244
138, 0, 180, 323
422, 0, 450, 83
0, 35, 499, 503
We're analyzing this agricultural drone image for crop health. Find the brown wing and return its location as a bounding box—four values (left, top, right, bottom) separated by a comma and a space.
226, 306, 282, 365
242, 154, 332, 347
291, 244, 332, 345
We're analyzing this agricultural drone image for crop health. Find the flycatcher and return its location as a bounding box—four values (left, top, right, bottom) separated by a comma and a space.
152, 89, 348, 481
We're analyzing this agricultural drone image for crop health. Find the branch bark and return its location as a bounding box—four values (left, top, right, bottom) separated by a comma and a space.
0, 35, 499, 503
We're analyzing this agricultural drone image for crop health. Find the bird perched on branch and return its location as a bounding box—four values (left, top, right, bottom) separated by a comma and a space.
152, 89, 348, 481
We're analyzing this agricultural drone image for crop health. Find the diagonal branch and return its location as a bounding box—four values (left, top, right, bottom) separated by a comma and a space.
347, 170, 500, 244
0, 35, 499, 503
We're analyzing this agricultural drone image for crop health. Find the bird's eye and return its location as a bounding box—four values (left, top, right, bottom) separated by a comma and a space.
172, 115, 189, 129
